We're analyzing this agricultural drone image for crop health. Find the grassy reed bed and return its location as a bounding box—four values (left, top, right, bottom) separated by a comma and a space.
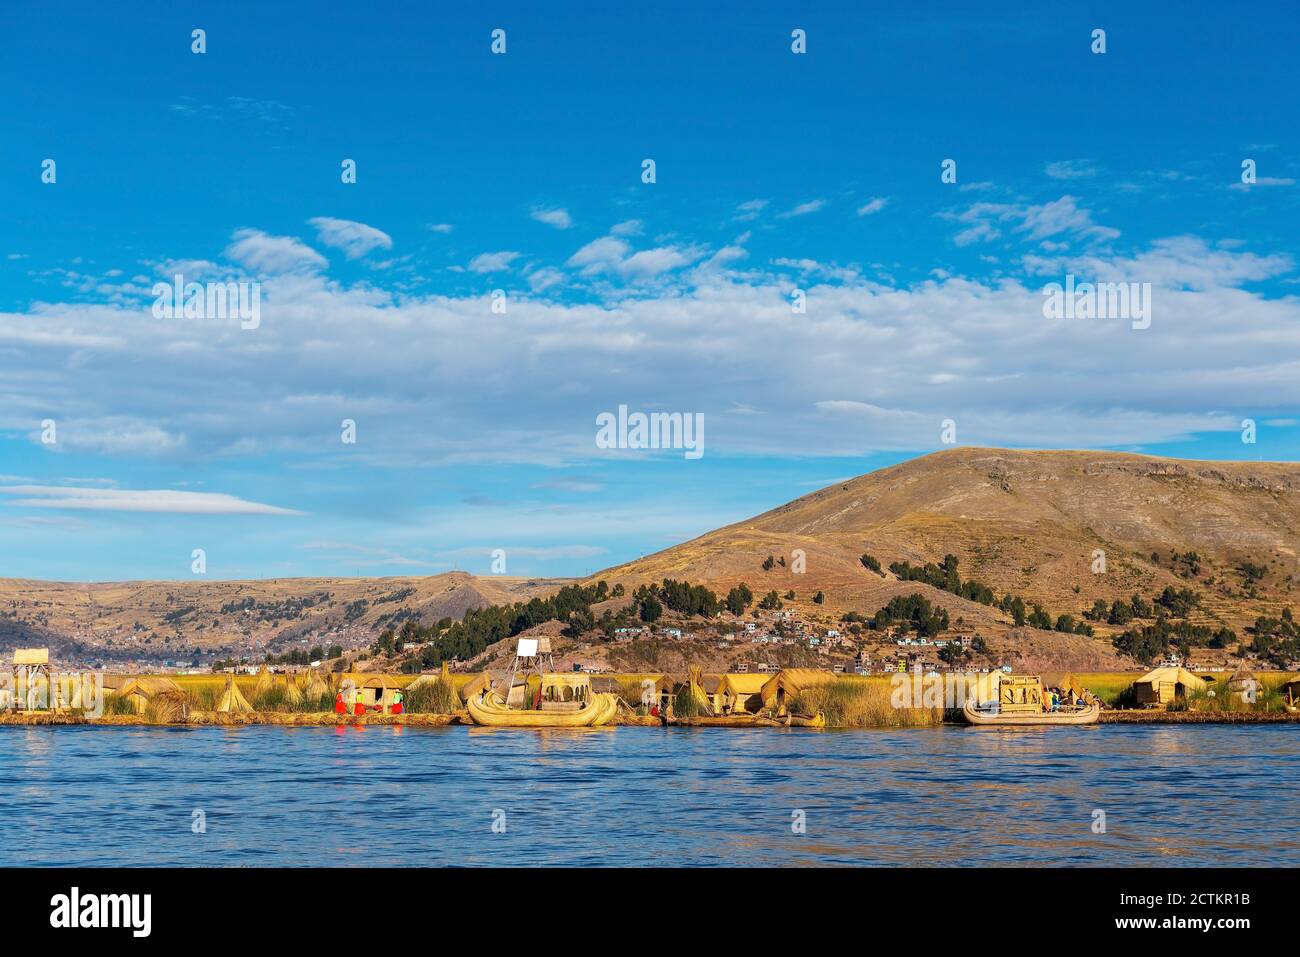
404, 676, 460, 714
1179, 684, 1286, 714
790, 677, 943, 728
1070, 673, 1136, 708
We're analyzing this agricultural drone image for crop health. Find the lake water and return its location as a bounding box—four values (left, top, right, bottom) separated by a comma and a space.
3, 724, 1297, 866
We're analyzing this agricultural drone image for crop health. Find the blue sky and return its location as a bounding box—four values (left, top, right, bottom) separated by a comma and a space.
2, 0, 1298, 581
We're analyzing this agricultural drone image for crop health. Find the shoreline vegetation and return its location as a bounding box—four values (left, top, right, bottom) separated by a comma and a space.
2, 669, 1296, 729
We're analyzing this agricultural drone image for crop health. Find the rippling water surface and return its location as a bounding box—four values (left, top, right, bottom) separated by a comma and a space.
3, 724, 1297, 866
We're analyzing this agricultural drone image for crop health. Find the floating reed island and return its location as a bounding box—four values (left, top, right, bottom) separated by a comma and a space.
1, 654, 1297, 730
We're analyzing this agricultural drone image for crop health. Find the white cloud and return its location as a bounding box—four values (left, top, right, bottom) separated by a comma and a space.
0, 485, 302, 515
224, 229, 327, 274
527, 266, 565, 292
468, 251, 521, 273
566, 236, 632, 273
2, 226, 1296, 467
620, 245, 703, 277
532, 476, 604, 493
530, 207, 573, 229
1229, 177, 1295, 191
428, 223, 454, 233
610, 220, 643, 237
944, 196, 1119, 247
780, 199, 826, 218
308, 217, 393, 259
856, 198, 889, 216
1045, 160, 1099, 180
734, 199, 768, 222
565, 233, 704, 279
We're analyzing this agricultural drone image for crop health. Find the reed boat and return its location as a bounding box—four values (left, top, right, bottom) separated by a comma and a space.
464, 671, 619, 728
665, 709, 826, 728
962, 699, 1099, 725
962, 673, 1099, 726
784, 710, 828, 728
666, 713, 779, 727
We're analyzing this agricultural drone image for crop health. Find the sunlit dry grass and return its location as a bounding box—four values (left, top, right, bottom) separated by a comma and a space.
791, 677, 943, 728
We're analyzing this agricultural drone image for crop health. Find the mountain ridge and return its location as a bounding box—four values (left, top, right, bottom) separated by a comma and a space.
5, 447, 1299, 669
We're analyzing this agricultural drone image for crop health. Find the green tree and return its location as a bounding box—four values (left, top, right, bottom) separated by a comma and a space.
639, 596, 663, 622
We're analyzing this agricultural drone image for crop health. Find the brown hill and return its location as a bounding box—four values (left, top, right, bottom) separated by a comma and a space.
0, 572, 562, 668
6, 448, 1298, 672
592, 448, 1300, 660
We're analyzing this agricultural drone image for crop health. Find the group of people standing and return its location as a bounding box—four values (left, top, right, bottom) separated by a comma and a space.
334, 686, 404, 716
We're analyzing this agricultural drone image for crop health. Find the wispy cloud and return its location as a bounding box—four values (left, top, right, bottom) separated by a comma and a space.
1045, 160, 1099, 180
944, 195, 1119, 247
530, 207, 573, 229
779, 199, 826, 218
308, 217, 393, 259
468, 251, 521, 273
856, 197, 889, 216
0, 486, 303, 515
532, 476, 605, 493
1229, 176, 1295, 191
299, 541, 435, 566
224, 229, 326, 273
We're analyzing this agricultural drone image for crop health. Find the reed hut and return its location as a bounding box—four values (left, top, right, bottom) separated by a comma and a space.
589, 675, 625, 696
651, 673, 682, 712
1226, 665, 1261, 705
760, 668, 838, 713
1132, 666, 1208, 707
117, 676, 187, 719
216, 675, 254, 713
717, 673, 768, 714
359, 674, 409, 710
1283, 674, 1300, 708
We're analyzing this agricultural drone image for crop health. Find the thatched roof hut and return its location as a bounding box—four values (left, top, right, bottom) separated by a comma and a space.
717, 673, 768, 713
357, 674, 410, 707
1132, 666, 1208, 707
1283, 674, 1300, 706
1226, 665, 1261, 704
760, 668, 838, 711
589, 675, 624, 695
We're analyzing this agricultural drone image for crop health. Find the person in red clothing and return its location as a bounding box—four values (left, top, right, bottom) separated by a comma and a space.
334, 691, 346, 714
353, 694, 366, 716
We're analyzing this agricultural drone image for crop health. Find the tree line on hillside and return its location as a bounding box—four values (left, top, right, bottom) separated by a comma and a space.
872, 554, 1094, 637
373, 580, 625, 669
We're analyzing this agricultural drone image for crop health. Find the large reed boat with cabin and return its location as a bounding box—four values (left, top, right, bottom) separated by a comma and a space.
962, 674, 1100, 726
